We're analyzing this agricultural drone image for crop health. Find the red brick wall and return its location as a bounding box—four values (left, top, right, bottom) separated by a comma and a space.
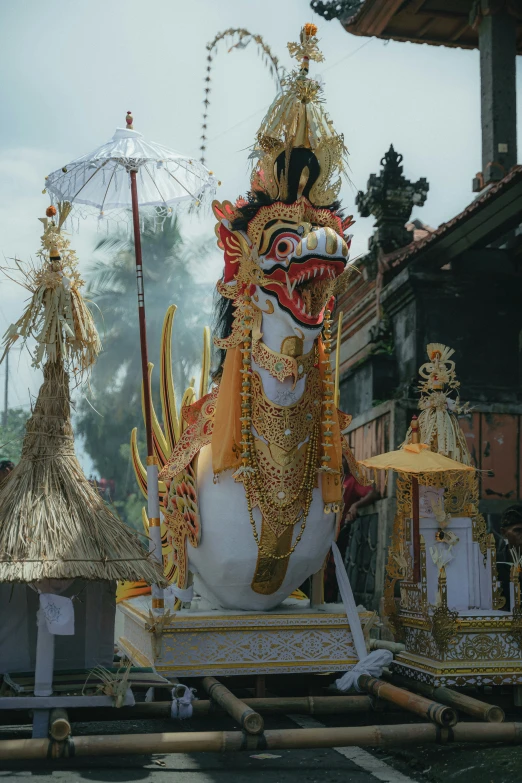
347, 412, 391, 496
459, 412, 521, 501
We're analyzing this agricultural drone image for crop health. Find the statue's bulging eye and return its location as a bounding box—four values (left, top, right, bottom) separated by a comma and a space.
274, 235, 299, 261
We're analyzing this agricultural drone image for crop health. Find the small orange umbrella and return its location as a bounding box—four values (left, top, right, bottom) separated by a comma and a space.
359, 418, 475, 582
359, 441, 475, 475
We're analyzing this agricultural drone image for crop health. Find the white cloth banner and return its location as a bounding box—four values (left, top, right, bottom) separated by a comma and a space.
331, 541, 393, 692
335, 649, 393, 692
170, 685, 196, 719
165, 584, 194, 602
331, 541, 368, 660
39, 593, 75, 636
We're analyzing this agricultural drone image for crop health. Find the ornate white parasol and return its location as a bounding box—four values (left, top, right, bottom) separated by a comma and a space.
45, 113, 217, 613
45, 120, 216, 219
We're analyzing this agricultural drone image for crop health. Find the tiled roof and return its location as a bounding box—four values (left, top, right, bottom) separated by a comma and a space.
341, 0, 522, 54
384, 166, 522, 270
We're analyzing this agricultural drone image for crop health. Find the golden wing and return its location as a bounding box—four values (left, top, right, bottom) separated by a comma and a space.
128, 305, 211, 593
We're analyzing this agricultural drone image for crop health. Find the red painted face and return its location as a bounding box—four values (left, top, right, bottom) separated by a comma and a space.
255, 222, 350, 327
213, 200, 353, 328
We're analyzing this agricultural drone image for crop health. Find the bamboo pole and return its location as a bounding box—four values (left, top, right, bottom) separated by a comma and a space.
0, 696, 381, 726
386, 673, 505, 723
357, 675, 457, 727
369, 639, 405, 654
49, 709, 71, 741
202, 677, 264, 735
2, 723, 522, 760
129, 167, 164, 615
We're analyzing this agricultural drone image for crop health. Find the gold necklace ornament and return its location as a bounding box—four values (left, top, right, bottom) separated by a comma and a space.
244, 418, 320, 560
319, 306, 341, 514
250, 368, 322, 452
252, 336, 317, 387
233, 328, 322, 559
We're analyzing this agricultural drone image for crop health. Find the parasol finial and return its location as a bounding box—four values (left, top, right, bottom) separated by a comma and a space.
126, 111, 134, 130
410, 415, 420, 444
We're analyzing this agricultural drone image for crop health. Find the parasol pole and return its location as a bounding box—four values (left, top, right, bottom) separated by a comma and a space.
410, 416, 421, 584
129, 170, 154, 457
128, 114, 164, 615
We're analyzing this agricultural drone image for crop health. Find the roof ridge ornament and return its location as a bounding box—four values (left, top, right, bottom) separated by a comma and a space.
310, 0, 363, 22
356, 145, 429, 258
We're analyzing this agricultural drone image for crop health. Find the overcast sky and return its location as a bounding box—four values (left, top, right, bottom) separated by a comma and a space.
0, 0, 520, 471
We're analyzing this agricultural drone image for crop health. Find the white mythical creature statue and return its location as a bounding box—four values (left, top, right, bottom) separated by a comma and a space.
130, 24, 367, 611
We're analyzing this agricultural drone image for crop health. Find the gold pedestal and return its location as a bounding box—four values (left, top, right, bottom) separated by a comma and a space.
387, 534, 522, 687
393, 609, 522, 687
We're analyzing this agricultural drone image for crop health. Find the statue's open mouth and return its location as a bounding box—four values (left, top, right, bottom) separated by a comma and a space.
260, 256, 346, 326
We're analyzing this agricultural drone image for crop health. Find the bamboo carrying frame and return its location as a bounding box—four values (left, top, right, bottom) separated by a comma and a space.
0, 668, 515, 761
2, 723, 522, 761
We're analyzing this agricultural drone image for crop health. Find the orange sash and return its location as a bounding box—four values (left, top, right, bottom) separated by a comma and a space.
211, 346, 243, 475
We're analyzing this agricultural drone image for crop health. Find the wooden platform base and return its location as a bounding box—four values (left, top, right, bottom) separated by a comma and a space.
117, 596, 374, 677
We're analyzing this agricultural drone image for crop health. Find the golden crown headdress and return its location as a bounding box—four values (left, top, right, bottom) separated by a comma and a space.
251, 24, 348, 207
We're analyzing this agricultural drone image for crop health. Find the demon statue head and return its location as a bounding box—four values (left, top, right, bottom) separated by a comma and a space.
212, 23, 355, 358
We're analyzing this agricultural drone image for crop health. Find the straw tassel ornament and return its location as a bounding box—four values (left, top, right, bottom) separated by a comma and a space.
1, 203, 101, 375
0, 206, 165, 586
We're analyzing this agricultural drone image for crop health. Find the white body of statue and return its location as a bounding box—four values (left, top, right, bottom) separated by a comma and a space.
192, 448, 335, 611
188, 228, 344, 611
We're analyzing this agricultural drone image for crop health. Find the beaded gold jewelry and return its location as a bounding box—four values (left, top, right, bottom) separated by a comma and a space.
319, 307, 341, 514
244, 418, 320, 560
232, 291, 256, 480
250, 368, 322, 452
232, 305, 322, 559
252, 335, 317, 387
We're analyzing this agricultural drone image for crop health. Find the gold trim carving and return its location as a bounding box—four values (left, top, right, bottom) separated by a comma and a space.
430, 567, 458, 656
488, 533, 506, 610
509, 606, 522, 649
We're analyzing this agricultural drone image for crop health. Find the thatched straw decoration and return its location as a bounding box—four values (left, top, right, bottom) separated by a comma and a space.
83, 660, 133, 708
0, 355, 166, 585
1, 203, 101, 377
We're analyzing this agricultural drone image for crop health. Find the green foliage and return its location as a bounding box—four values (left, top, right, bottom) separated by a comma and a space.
76, 216, 215, 529
113, 492, 147, 541
0, 407, 30, 463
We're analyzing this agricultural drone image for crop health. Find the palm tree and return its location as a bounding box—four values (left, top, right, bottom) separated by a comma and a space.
76, 215, 215, 520
86, 215, 213, 401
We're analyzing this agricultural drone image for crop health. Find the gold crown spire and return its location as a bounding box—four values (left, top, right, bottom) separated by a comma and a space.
252, 24, 347, 207
287, 22, 324, 73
